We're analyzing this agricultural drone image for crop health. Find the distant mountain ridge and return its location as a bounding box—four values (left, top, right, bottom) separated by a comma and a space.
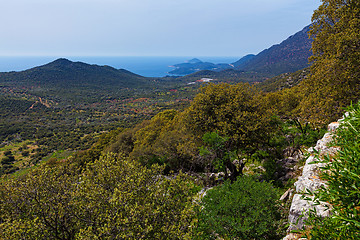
0, 25, 314, 98
0, 58, 148, 88
0, 58, 156, 103
170, 25, 312, 77
232, 54, 255, 68
234, 25, 312, 75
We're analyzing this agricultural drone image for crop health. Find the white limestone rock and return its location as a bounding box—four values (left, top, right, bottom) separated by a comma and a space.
328, 122, 340, 132
283, 117, 342, 238
288, 194, 331, 231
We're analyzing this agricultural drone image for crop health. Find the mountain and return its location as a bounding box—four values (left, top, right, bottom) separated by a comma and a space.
232, 54, 255, 68
172, 25, 312, 80
0, 58, 160, 104
169, 58, 232, 75
0, 58, 148, 88
187, 58, 202, 64
234, 25, 312, 75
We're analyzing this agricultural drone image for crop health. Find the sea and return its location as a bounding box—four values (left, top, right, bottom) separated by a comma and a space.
0, 56, 240, 77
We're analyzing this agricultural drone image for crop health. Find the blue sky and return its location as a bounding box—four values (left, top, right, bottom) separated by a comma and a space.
0, 0, 321, 57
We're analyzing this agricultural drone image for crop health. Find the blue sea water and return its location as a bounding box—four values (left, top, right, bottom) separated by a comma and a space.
0, 56, 240, 77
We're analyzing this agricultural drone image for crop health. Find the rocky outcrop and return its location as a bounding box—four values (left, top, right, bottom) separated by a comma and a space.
283, 120, 342, 239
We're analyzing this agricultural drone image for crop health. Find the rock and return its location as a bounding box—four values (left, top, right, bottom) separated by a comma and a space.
288, 194, 331, 231
294, 161, 327, 193
328, 122, 340, 132
314, 132, 333, 152
284, 117, 342, 236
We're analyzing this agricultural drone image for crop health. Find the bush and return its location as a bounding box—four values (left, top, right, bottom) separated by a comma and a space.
0, 153, 199, 239
195, 175, 281, 239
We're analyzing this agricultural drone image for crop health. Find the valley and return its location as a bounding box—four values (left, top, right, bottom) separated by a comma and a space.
1, 3, 359, 237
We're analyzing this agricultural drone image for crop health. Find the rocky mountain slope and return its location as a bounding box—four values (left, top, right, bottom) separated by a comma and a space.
234, 25, 312, 76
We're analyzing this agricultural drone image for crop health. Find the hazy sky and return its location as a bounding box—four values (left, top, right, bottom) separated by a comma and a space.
0, 0, 321, 57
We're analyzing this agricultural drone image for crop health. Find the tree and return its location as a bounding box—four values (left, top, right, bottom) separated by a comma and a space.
128, 109, 199, 172
298, 0, 360, 124
187, 83, 275, 156
0, 161, 78, 239
199, 131, 243, 182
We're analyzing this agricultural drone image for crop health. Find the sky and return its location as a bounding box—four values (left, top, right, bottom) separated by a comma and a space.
0, 0, 321, 57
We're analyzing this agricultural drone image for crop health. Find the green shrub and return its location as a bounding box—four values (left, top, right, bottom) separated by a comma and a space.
0, 153, 199, 239
195, 175, 281, 239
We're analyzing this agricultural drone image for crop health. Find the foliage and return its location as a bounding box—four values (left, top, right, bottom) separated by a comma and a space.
256, 68, 310, 93
187, 83, 274, 154
0, 153, 199, 239
297, 0, 360, 124
0, 160, 78, 239
129, 109, 196, 171
0, 150, 19, 175
195, 176, 281, 240
199, 131, 241, 182
306, 102, 360, 239
106, 81, 325, 187
73, 153, 199, 239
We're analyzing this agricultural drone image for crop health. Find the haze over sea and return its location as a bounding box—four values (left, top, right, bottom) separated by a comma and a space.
0, 56, 239, 77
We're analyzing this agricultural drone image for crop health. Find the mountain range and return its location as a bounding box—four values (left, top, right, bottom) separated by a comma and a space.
169, 25, 312, 77
0, 25, 313, 102
234, 25, 312, 75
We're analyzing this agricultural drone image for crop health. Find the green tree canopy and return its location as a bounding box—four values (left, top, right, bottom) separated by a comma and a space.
298, 0, 360, 124
187, 83, 275, 154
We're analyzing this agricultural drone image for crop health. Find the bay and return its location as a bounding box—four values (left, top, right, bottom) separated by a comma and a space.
0, 56, 239, 77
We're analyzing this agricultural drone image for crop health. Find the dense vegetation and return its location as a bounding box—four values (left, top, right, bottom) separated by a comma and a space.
0, 0, 359, 239
297, 0, 360, 124
0, 154, 199, 239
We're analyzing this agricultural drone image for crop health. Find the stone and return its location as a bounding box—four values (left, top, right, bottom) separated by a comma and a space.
328, 122, 340, 132
284, 116, 342, 237
288, 194, 331, 231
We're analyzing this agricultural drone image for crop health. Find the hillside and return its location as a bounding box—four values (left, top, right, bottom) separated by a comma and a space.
1, 1, 360, 239
177, 68, 269, 84
256, 67, 310, 92
232, 54, 255, 68
0, 59, 196, 161
234, 25, 312, 75
0, 58, 184, 104
177, 26, 312, 81
0, 58, 149, 89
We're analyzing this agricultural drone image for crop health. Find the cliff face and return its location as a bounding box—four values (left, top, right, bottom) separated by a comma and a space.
283, 121, 342, 240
